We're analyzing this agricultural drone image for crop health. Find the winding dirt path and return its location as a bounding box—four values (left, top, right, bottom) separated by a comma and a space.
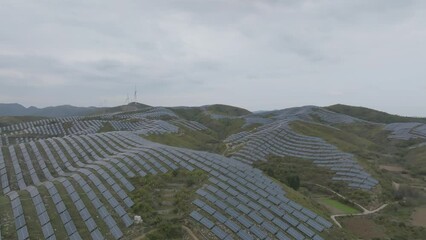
182, 225, 200, 240
313, 184, 389, 228
331, 203, 389, 228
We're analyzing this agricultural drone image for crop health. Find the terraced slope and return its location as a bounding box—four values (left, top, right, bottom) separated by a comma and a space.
226, 121, 378, 190
384, 122, 426, 140
0, 106, 337, 240
3, 104, 421, 239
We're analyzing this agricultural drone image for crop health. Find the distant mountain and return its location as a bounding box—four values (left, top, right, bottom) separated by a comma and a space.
0, 103, 100, 117
201, 104, 251, 116
327, 104, 426, 124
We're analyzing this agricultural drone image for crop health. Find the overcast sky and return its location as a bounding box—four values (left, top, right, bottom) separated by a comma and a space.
0, 0, 425, 116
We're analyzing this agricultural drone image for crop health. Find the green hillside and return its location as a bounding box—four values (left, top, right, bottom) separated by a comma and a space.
203, 104, 251, 116
327, 104, 426, 124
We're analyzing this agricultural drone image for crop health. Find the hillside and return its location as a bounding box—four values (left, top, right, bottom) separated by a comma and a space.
327, 104, 426, 124
202, 104, 252, 117
0, 103, 100, 117
0, 103, 425, 240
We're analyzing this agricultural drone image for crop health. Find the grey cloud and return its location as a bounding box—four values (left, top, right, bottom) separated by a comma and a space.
0, 0, 425, 115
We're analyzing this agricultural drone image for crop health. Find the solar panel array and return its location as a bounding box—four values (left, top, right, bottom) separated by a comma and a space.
171, 119, 209, 131
0, 106, 342, 239
252, 106, 362, 125
1, 129, 334, 239
0, 110, 186, 146
117, 107, 179, 119
227, 121, 378, 190
385, 122, 426, 140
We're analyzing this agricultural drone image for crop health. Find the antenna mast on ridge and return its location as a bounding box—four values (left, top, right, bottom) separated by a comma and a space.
134, 85, 137, 103
125, 94, 130, 105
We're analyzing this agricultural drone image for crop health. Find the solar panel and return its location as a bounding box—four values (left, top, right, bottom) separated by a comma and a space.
15, 215, 26, 229
83, 218, 96, 232
287, 227, 305, 240
276, 231, 291, 240
236, 204, 250, 214
250, 225, 267, 239
190, 211, 203, 222
123, 197, 134, 208
293, 210, 309, 222
80, 208, 91, 221
283, 214, 299, 227
73, 199, 85, 211
225, 207, 239, 218
42, 224, 54, 238
307, 219, 324, 232
200, 217, 214, 229
313, 234, 325, 240
35, 203, 45, 214
226, 197, 239, 207
68, 231, 82, 240
56, 202, 66, 214
212, 226, 228, 239
247, 201, 262, 211
17, 226, 29, 240
213, 211, 227, 223
297, 223, 315, 238
237, 230, 254, 240
224, 219, 241, 233
60, 211, 72, 225
192, 199, 206, 208
237, 215, 253, 228
202, 205, 216, 215
91, 229, 104, 240
259, 209, 274, 221
272, 218, 290, 231
122, 214, 133, 227
111, 226, 123, 240
38, 211, 50, 226
248, 212, 263, 224
214, 200, 228, 210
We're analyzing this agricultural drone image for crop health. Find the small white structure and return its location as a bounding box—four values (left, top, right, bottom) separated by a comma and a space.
134, 215, 143, 224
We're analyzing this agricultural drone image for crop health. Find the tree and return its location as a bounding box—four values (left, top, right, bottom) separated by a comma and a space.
287, 175, 300, 190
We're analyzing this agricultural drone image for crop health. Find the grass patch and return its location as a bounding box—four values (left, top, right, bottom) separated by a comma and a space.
319, 198, 360, 214
145, 129, 226, 154
98, 122, 115, 133
202, 104, 251, 116
171, 107, 246, 140
0, 195, 16, 239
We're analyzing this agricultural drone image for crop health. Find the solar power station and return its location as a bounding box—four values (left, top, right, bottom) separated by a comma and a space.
0, 105, 387, 239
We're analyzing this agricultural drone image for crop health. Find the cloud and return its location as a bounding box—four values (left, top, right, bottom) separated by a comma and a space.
0, 0, 425, 115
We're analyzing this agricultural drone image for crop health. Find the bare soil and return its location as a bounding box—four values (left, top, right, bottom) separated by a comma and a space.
342, 216, 386, 240
379, 165, 405, 172
411, 207, 426, 227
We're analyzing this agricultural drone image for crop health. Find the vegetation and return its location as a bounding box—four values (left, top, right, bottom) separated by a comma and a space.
402, 145, 426, 176
319, 198, 360, 214
0, 116, 46, 128
98, 122, 114, 133
169, 106, 247, 140
145, 128, 226, 154
202, 104, 251, 116
0, 195, 15, 240
327, 104, 426, 124
288, 119, 426, 239
129, 169, 208, 239
254, 156, 335, 190
370, 203, 426, 240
